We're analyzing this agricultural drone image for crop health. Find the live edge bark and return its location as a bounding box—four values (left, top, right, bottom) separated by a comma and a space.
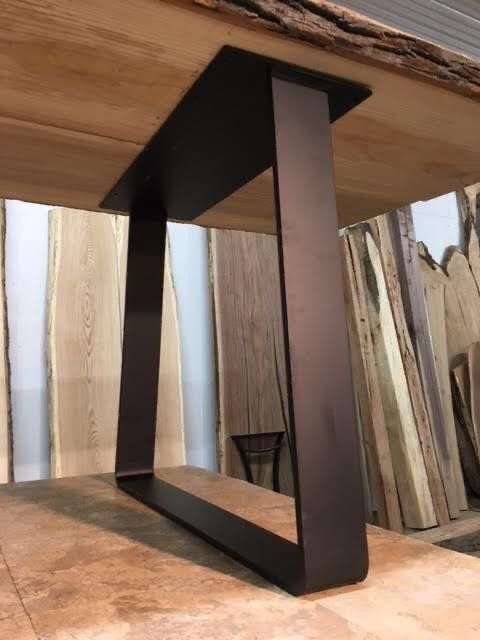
193, 0, 480, 100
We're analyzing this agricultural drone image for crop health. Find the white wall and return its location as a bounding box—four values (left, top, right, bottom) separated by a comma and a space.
5, 201, 50, 481
3, 202, 217, 481
168, 223, 217, 471
412, 192, 463, 264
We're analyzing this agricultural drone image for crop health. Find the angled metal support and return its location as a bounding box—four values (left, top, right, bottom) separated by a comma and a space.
103, 47, 371, 596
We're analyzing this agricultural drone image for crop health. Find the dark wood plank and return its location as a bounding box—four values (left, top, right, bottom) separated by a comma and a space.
210, 229, 293, 495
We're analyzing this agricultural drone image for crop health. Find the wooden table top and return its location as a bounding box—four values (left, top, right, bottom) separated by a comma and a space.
1, 467, 480, 639
1, 1, 480, 233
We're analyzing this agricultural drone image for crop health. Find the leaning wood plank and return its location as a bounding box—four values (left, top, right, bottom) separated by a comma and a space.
410, 513, 480, 545
450, 369, 480, 497
444, 248, 480, 367
464, 216, 480, 297
341, 233, 402, 531
352, 226, 436, 528
468, 342, 480, 463
465, 184, 480, 224
210, 229, 293, 495
418, 244, 467, 514
389, 209, 459, 518
452, 358, 475, 456
0, 201, 12, 484
154, 240, 186, 467
48, 209, 185, 477
374, 216, 449, 525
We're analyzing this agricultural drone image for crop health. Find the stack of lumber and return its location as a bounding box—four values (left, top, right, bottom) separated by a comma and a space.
343, 186, 480, 531
343, 217, 449, 531
418, 186, 480, 503
210, 189, 480, 531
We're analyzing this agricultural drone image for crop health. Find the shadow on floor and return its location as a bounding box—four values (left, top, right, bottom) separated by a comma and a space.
0, 473, 282, 595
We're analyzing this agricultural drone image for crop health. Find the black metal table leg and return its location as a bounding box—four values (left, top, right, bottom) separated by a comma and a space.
107, 47, 370, 596
115, 188, 166, 480
271, 73, 368, 590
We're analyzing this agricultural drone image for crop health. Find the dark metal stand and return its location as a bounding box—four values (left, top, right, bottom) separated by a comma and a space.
103, 47, 371, 596
232, 431, 286, 492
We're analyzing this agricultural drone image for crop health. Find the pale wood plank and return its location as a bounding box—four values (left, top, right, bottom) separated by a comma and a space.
0, 201, 12, 484
154, 240, 186, 467
389, 208, 459, 519
47, 209, 184, 477
418, 244, 467, 514
1, 2, 480, 231
210, 229, 293, 495
341, 233, 402, 531
452, 358, 476, 456
0, 115, 139, 213
468, 342, 480, 462
465, 216, 480, 296
351, 227, 436, 528
374, 216, 449, 525
388, 207, 459, 518
465, 184, 480, 222
450, 365, 480, 496
411, 511, 480, 544
444, 249, 480, 366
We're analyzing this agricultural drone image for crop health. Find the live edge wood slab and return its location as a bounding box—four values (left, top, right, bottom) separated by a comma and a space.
1, 469, 480, 639
2, 0, 480, 232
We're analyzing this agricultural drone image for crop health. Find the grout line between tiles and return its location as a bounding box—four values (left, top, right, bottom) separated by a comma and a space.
0, 544, 40, 639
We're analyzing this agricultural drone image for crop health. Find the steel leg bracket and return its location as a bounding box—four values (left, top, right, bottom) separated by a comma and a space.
104, 47, 371, 596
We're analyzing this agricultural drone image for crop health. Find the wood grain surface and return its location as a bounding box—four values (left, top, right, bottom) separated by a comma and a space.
0, 201, 12, 484
2, 2, 480, 231
465, 218, 480, 295
468, 342, 480, 460
210, 229, 293, 494
388, 209, 458, 520
444, 249, 480, 367
47, 209, 184, 477
450, 363, 480, 496
3, 473, 480, 638
373, 216, 449, 525
351, 227, 435, 528
410, 510, 480, 545
418, 245, 467, 515
342, 233, 402, 531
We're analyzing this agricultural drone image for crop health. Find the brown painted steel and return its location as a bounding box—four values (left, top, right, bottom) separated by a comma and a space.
271, 74, 368, 589
115, 187, 167, 478
114, 49, 369, 595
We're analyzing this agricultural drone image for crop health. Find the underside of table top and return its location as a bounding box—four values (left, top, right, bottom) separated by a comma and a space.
1, 469, 480, 639
1, 0, 480, 232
